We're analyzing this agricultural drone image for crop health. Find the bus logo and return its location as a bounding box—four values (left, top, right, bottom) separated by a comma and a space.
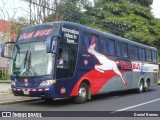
88, 37, 128, 86
24, 79, 28, 83
60, 87, 66, 94
84, 60, 88, 65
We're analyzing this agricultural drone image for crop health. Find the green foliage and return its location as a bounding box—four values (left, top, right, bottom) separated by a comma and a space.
0, 71, 9, 80
84, 0, 160, 48
46, 0, 91, 24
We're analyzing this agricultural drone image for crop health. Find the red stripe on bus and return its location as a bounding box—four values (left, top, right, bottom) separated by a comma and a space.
70, 70, 128, 96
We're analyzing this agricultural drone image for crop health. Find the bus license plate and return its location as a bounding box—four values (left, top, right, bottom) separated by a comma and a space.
23, 91, 29, 95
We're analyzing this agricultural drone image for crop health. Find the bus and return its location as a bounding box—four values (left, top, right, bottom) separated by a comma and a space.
1, 21, 159, 103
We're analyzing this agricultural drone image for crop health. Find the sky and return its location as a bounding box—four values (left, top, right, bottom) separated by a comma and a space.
151, 0, 160, 18
0, 0, 160, 20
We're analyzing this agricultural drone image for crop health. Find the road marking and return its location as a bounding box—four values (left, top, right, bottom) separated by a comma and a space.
114, 98, 160, 112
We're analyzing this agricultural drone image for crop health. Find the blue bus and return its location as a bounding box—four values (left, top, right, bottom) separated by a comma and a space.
1, 21, 159, 103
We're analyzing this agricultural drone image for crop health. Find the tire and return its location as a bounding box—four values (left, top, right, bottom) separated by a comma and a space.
144, 80, 150, 92
137, 80, 144, 93
73, 83, 89, 104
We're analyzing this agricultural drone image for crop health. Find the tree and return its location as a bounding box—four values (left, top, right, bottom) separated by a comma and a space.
84, 0, 160, 47
46, 0, 91, 24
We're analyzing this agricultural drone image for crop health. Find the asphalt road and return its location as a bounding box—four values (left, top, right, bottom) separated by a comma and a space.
1, 85, 160, 119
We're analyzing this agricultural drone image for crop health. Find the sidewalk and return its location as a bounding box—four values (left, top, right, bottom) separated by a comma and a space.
0, 80, 40, 105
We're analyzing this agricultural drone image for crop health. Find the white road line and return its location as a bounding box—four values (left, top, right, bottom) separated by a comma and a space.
114, 98, 160, 112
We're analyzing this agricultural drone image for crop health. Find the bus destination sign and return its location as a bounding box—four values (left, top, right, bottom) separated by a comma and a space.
19, 29, 52, 40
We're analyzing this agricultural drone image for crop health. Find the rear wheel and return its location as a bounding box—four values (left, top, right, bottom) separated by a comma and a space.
144, 80, 150, 92
73, 83, 89, 104
137, 80, 144, 93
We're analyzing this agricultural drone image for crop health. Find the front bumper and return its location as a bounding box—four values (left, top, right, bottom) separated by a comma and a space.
12, 86, 55, 98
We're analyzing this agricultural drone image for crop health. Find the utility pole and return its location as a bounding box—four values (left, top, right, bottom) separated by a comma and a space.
30, 0, 31, 25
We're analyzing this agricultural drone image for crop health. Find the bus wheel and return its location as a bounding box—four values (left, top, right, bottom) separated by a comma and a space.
137, 80, 144, 93
144, 80, 150, 92
73, 83, 88, 104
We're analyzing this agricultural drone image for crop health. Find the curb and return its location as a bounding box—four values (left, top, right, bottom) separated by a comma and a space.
0, 80, 10, 83
0, 98, 41, 105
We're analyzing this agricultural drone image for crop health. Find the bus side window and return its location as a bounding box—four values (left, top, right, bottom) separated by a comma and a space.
152, 51, 157, 62
117, 42, 121, 57
82, 33, 90, 52
102, 38, 115, 56
146, 49, 152, 61
139, 48, 145, 61
102, 38, 109, 55
122, 43, 128, 57
129, 45, 138, 59
91, 35, 99, 52
108, 39, 115, 56
117, 42, 128, 58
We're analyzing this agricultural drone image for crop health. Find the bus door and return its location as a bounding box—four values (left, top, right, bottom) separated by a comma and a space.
55, 24, 79, 97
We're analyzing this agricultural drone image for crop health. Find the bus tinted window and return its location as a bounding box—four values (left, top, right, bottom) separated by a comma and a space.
91, 35, 99, 51
82, 34, 90, 51
82, 34, 99, 52
102, 38, 115, 56
130, 45, 138, 59
117, 42, 128, 57
152, 51, 157, 62
139, 48, 145, 60
122, 43, 128, 57
108, 39, 115, 56
102, 39, 109, 55
117, 42, 121, 56
146, 49, 152, 61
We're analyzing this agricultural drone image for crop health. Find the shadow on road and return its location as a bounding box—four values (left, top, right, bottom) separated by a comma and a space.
24, 87, 157, 107
91, 88, 155, 102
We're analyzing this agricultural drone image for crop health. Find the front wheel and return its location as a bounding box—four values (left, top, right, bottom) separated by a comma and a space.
73, 83, 89, 104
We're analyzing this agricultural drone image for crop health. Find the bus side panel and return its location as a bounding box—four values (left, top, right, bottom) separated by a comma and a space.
132, 72, 141, 88
99, 71, 133, 93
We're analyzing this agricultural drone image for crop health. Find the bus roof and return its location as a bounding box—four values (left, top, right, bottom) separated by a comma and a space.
19, 21, 157, 51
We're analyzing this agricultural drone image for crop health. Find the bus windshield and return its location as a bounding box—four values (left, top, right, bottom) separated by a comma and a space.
12, 41, 53, 77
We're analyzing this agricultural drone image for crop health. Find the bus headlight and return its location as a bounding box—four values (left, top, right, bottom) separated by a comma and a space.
40, 80, 56, 86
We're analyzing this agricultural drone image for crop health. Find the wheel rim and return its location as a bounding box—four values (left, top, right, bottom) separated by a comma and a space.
146, 82, 148, 88
79, 87, 87, 100
139, 82, 143, 91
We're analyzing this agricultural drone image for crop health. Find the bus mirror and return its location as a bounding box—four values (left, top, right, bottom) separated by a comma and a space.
1, 42, 15, 59
46, 35, 60, 53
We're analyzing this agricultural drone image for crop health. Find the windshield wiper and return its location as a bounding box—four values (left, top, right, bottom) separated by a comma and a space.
24, 50, 28, 69
27, 52, 31, 71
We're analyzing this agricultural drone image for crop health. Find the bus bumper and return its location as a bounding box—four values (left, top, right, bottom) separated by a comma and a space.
12, 86, 55, 98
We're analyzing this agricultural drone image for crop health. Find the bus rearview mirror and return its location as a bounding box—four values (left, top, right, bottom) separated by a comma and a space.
1, 42, 15, 59
46, 35, 60, 53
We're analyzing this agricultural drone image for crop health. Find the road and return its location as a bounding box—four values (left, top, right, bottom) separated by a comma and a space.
1, 86, 160, 119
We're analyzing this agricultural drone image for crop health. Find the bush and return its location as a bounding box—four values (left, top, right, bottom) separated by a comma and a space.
0, 71, 10, 80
